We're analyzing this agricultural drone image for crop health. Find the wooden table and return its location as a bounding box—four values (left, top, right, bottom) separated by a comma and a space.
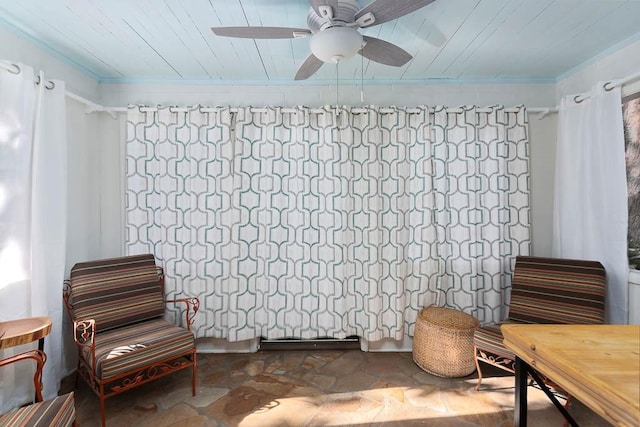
502, 324, 640, 427
0, 316, 52, 351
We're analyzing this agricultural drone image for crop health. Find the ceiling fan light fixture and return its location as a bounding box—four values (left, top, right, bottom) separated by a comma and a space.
309, 26, 363, 64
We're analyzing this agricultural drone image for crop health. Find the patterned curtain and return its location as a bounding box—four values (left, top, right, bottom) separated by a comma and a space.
126, 105, 530, 341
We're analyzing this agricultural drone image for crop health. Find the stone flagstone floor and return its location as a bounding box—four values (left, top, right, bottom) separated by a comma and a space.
66, 350, 612, 426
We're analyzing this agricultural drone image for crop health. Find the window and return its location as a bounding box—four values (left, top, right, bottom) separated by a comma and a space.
624, 93, 640, 269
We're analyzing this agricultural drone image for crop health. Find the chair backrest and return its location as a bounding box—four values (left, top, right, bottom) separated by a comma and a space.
508, 256, 606, 324
67, 254, 165, 332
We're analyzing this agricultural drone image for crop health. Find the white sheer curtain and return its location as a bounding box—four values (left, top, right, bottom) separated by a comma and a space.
126, 105, 530, 342
0, 62, 68, 411
553, 84, 628, 324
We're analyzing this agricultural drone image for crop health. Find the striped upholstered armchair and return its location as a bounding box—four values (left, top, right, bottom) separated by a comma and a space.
473, 256, 606, 391
63, 254, 199, 427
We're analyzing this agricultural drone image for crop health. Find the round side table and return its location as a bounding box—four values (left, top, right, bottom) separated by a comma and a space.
0, 316, 52, 351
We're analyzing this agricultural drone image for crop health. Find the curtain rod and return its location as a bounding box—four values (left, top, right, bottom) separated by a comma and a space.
572, 70, 640, 103
74, 102, 557, 118
68, 96, 557, 118
0, 60, 57, 90
0, 60, 119, 117
61, 84, 556, 116
131, 105, 535, 114
5, 59, 635, 117
0, 60, 20, 74
0, 59, 557, 118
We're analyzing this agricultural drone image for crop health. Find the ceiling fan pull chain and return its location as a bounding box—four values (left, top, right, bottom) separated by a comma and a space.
336, 62, 339, 108
361, 46, 365, 103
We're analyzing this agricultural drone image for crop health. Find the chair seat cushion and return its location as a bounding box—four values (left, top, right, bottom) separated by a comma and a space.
83, 318, 195, 380
473, 321, 523, 359
0, 392, 75, 427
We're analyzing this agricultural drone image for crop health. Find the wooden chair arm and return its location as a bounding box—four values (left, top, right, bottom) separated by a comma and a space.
0, 349, 46, 402
166, 297, 200, 330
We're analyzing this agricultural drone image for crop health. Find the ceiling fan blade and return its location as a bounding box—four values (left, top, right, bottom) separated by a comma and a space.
360, 36, 412, 67
295, 54, 324, 80
211, 26, 311, 39
309, 0, 339, 19
355, 0, 436, 28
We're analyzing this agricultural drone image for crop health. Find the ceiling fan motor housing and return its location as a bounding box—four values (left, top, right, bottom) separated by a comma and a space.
307, 0, 360, 32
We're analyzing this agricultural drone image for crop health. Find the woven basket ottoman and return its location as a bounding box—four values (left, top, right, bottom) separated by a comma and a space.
413, 306, 480, 377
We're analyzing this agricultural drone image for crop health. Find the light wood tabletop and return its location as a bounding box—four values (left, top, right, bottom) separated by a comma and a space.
0, 316, 52, 349
502, 324, 640, 427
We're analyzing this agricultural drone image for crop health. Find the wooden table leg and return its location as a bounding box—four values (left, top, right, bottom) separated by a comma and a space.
514, 356, 528, 427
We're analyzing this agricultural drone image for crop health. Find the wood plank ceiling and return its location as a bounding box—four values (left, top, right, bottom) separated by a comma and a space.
0, 0, 639, 84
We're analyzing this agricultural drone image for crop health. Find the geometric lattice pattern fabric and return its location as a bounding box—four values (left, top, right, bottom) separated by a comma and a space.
126, 105, 530, 342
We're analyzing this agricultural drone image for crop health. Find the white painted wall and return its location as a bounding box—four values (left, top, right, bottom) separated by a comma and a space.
528, 114, 558, 256
97, 114, 127, 257
65, 99, 102, 269
63, 102, 126, 268
628, 271, 640, 325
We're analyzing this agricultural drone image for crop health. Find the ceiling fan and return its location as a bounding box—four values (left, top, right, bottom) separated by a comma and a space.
211, 0, 437, 80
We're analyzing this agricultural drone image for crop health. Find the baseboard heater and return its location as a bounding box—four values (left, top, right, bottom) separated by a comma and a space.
258, 335, 361, 351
